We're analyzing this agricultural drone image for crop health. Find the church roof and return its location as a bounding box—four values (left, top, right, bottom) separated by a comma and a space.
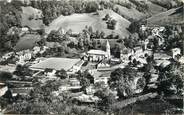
87, 50, 107, 55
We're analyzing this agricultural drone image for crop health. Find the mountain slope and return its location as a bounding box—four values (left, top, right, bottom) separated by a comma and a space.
114, 4, 145, 20
45, 9, 131, 37
147, 6, 184, 26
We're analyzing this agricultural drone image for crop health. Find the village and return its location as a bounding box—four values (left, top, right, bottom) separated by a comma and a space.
1, 21, 183, 109
0, 0, 184, 114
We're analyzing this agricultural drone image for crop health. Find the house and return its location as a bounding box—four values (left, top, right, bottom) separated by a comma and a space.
87, 40, 111, 62
85, 85, 96, 95
72, 94, 100, 103
140, 25, 147, 31
69, 78, 80, 86
21, 27, 29, 32
2, 52, 15, 60
0, 83, 8, 97
96, 60, 110, 70
149, 74, 159, 83
68, 60, 85, 74
44, 68, 57, 77
87, 50, 107, 62
120, 48, 134, 61
59, 85, 81, 92
94, 77, 109, 85
171, 48, 181, 59
179, 56, 184, 64
16, 50, 32, 65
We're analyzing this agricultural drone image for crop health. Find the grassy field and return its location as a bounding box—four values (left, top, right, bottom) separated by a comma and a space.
114, 4, 145, 20
14, 34, 41, 51
147, 6, 184, 26
21, 6, 44, 30
146, 1, 167, 15
46, 9, 131, 38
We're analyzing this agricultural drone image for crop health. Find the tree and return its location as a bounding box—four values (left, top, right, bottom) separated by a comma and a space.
112, 43, 121, 58
117, 81, 134, 98
94, 89, 109, 99
0, 71, 12, 81
109, 66, 145, 97
79, 77, 90, 90
56, 69, 68, 79
124, 36, 134, 49
13, 64, 24, 76
114, 7, 120, 14
104, 14, 110, 21
94, 88, 116, 108
95, 30, 100, 39
128, 20, 140, 33
88, 26, 93, 35
85, 1, 99, 13
13, 65, 31, 77
78, 34, 84, 50
92, 40, 97, 49
47, 30, 62, 42
158, 64, 184, 96
107, 19, 117, 30
100, 31, 105, 39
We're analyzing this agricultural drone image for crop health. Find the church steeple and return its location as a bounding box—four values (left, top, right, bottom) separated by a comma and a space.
106, 40, 111, 59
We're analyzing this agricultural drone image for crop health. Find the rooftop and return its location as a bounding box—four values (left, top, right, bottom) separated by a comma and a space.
87, 50, 107, 55
30, 58, 80, 71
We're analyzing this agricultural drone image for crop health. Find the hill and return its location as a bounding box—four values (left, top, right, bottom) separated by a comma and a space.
147, 6, 184, 26
114, 4, 145, 21
45, 9, 131, 37
112, 0, 167, 21
146, 1, 167, 15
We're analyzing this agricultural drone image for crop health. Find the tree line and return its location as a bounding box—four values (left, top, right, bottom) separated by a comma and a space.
30, 0, 114, 25
0, 1, 25, 52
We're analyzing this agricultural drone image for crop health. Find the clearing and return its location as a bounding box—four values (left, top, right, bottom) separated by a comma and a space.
147, 6, 184, 26
21, 6, 44, 30
46, 9, 131, 38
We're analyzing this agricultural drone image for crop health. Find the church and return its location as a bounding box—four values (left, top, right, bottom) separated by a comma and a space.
87, 40, 111, 62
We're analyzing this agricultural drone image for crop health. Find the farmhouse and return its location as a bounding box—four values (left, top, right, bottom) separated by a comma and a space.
30, 58, 82, 74
0, 83, 8, 97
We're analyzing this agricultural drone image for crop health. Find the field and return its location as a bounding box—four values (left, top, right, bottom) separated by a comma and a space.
46, 9, 131, 38
147, 6, 184, 26
114, 4, 145, 20
146, 1, 167, 15
30, 58, 80, 71
14, 34, 41, 51
21, 6, 44, 30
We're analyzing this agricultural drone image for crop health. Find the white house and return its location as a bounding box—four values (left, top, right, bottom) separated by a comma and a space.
0, 84, 8, 97
94, 77, 109, 85
87, 40, 111, 62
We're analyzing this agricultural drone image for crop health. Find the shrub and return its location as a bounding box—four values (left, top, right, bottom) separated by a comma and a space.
107, 19, 117, 30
